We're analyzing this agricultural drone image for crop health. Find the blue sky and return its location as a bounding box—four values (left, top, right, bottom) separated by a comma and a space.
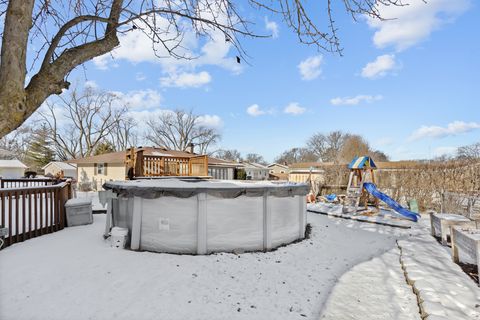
44, 0, 480, 162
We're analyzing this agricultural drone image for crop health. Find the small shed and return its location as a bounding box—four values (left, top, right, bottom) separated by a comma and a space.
0, 159, 28, 178
43, 161, 78, 179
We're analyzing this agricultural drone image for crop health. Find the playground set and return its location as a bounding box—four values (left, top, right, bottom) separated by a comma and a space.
342, 156, 420, 222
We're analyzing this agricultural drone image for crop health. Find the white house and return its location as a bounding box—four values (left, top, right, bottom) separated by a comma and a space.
242, 163, 269, 180
0, 159, 28, 178
207, 157, 241, 180
43, 161, 78, 180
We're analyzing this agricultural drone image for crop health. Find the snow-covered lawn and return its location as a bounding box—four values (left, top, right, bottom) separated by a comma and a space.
321, 248, 420, 320
76, 191, 106, 211
0, 212, 420, 320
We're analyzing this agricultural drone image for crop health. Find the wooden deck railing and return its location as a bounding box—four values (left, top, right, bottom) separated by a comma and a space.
135, 154, 208, 177
0, 178, 64, 189
0, 181, 72, 249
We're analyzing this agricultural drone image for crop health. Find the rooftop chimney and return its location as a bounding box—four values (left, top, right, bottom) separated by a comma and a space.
188, 142, 194, 154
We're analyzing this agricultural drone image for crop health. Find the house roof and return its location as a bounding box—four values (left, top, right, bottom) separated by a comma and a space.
208, 156, 241, 167
0, 159, 28, 169
68, 147, 238, 167
267, 163, 289, 169
68, 151, 126, 164
42, 161, 77, 170
242, 162, 269, 169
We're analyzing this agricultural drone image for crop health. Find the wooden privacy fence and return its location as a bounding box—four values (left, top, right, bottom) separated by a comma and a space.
0, 180, 73, 249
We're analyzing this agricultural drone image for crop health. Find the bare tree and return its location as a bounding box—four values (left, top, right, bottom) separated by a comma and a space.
40, 87, 129, 159
110, 116, 138, 151
338, 134, 370, 163
0, 0, 406, 138
145, 109, 220, 154
275, 147, 317, 164
0, 124, 32, 161
307, 131, 389, 163
244, 153, 267, 165
457, 142, 480, 160
307, 131, 346, 163
215, 149, 242, 162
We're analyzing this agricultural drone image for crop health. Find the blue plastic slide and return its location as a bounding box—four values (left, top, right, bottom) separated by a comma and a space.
363, 182, 420, 222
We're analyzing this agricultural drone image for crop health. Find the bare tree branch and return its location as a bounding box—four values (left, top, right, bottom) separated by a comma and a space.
145, 109, 220, 154
40, 86, 130, 159
0, 0, 407, 137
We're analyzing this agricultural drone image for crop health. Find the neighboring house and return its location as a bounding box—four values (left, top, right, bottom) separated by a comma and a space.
267, 163, 289, 174
42, 161, 78, 179
267, 163, 289, 180
69, 147, 241, 190
0, 159, 28, 179
242, 162, 269, 180
69, 150, 130, 190
208, 157, 241, 180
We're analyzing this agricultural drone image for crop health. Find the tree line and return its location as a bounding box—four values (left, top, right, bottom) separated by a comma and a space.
1, 86, 478, 171
217, 131, 390, 166
0, 87, 221, 171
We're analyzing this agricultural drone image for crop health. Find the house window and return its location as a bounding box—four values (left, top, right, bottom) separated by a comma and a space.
96, 163, 107, 175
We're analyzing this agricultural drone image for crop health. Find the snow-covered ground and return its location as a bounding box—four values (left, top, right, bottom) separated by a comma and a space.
0, 212, 419, 320
76, 191, 106, 211
320, 248, 420, 320
2, 210, 478, 320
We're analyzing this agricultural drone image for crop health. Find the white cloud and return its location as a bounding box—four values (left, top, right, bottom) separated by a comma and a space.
265, 17, 279, 38
127, 109, 170, 125
367, 0, 470, 51
93, 18, 241, 75
330, 95, 383, 106
112, 89, 162, 110
361, 54, 398, 79
246, 104, 265, 117
197, 114, 223, 128
409, 121, 480, 141
84, 80, 98, 89
160, 71, 211, 88
433, 146, 458, 157
283, 102, 306, 115
298, 55, 323, 81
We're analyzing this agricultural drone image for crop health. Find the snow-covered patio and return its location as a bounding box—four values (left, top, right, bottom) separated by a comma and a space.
0, 211, 478, 320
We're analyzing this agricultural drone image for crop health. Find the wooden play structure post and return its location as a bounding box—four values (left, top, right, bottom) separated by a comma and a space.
343, 156, 379, 214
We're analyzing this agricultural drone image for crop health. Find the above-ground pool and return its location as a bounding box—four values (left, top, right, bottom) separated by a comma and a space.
104, 179, 309, 254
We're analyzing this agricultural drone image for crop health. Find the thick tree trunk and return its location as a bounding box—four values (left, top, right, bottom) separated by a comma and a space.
0, 0, 35, 137
0, 0, 124, 138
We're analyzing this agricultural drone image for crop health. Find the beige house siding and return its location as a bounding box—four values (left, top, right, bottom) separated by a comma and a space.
268, 164, 289, 174
77, 163, 125, 190
43, 163, 60, 176
43, 163, 77, 179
